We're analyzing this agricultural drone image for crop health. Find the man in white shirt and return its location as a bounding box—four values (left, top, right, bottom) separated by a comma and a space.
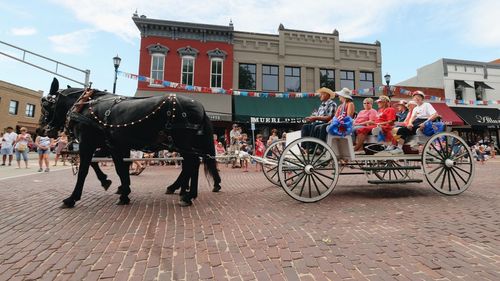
395, 91, 438, 146
1, 126, 18, 166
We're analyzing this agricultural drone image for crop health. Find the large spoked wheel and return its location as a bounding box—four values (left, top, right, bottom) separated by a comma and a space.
373, 160, 410, 181
278, 137, 339, 202
422, 132, 475, 195
262, 140, 286, 186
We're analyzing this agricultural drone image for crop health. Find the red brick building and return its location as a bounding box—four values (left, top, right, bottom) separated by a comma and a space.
133, 14, 234, 131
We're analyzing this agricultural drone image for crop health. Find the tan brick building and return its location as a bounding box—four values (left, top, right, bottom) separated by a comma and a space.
0, 80, 43, 134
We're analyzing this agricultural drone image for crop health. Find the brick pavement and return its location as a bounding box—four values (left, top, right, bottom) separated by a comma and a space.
0, 161, 499, 280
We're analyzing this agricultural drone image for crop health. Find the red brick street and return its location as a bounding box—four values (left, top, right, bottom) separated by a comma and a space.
0, 161, 499, 280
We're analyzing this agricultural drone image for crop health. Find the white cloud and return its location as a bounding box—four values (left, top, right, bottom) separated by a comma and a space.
50, 0, 426, 42
48, 29, 95, 54
462, 0, 500, 47
10, 27, 37, 36
49, 0, 500, 48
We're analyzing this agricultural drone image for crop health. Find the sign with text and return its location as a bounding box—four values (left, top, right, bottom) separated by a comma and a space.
250, 117, 307, 124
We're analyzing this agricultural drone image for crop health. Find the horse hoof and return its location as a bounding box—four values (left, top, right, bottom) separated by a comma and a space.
212, 184, 221, 192
165, 187, 176, 194
179, 200, 192, 207
115, 186, 122, 195
117, 198, 130, 205
102, 179, 112, 190
61, 198, 75, 208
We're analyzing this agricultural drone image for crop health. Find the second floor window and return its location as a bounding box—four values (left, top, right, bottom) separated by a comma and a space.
320, 69, 335, 90
474, 82, 485, 101
284, 67, 301, 92
150, 54, 165, 86
9, 100, 18, 115
210, 59, 223, 88
340, 70, 355, 90
262, 65, 279, 91
238, 63, 256, 90
359, 72, 374, 94
25, 104, 35, 117
181, 56, 195, 86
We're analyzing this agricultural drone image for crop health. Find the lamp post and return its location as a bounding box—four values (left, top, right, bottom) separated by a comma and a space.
384, 73, 391, 97
112, 54, 121, 94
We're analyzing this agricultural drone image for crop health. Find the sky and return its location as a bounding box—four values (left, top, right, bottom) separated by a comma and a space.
1, 0, 499, 96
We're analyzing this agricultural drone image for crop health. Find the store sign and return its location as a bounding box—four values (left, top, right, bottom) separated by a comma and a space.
250, 117, 307, 124
208, 114, 232, 121
475, 115, 500, 124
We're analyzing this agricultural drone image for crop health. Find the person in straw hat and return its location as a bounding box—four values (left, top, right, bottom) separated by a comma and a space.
301, 87, 337, 139
314, 88, 355, 142
353, 95, 396, 153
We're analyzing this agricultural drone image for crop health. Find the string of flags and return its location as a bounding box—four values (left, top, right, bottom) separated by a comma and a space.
118, 70, 499, 104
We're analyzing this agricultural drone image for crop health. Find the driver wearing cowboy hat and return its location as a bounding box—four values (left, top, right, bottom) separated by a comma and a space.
301, 87, 337, 138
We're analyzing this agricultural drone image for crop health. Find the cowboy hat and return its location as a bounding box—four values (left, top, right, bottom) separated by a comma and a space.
411, 90, 425, 98
336, 88, 353, 100
376, 95, 390, 103
316, 87, 335, 99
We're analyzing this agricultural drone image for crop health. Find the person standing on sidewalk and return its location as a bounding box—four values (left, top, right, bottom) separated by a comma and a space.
13, 127, 32, 169
53, 131, 68, 166
1, 126, 17, 166
35, 131, 53, 172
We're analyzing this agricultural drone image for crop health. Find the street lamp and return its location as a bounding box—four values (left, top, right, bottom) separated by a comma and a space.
384, 73, 391, 97
112, 54, 121, 94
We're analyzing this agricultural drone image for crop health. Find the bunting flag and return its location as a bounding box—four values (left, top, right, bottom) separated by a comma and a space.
117, 70, 496, 104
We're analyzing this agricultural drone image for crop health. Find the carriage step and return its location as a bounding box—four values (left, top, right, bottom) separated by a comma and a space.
361, 166, 421, 171
367, 179, 423, 184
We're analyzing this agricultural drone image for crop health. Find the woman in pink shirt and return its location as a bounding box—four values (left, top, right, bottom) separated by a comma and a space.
353, 97, 377, 132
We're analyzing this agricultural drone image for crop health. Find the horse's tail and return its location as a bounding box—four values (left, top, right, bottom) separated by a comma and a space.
201, 113, 222, 191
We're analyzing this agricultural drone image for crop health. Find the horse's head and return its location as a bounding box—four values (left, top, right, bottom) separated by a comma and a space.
39, 78, 83, 138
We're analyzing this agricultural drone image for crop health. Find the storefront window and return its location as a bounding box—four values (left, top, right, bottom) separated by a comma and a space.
359, 71, 374, 95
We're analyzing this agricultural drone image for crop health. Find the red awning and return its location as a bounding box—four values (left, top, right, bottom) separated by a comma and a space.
431, 103, 464, 126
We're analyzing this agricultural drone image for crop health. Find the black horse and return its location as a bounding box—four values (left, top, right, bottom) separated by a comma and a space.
40, 78, 221, 207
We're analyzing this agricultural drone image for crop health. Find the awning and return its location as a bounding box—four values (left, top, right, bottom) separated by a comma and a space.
475, 81, 494, 90
430, 103, 464, 126
450, 107, 500, 127
135, 90, 233, 121
455, 80, 474, 88
233, 96, 320, 123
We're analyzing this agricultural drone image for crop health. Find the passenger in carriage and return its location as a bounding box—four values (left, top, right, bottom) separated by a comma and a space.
395, 91, 439, 148
392, 100, 417, 139
353, 97, 377, 133
353, 95, 396, 153
301, 87, 337, 139
314, 88, 355, 142
395, 100, 409, 123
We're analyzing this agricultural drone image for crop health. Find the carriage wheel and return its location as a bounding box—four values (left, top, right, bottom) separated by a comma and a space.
422, 132, 475, 195
373, 160, 410, 181
278, 137, 339, 203
262, 140, 286, 186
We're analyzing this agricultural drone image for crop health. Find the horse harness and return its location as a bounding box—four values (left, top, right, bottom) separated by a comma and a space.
65, 88, 205, 153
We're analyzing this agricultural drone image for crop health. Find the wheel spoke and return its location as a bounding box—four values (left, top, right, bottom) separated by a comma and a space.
283, 158, 305, 169
314, 171, 336, 181
447, 169, 452, 192
449, 168, 461, 190
289, 173, 306, 192
439, 167, 448, 190
451, 151, 469, 162
307, 175, 312, 198
427, 165, 442, 175
290, 145, 307, 166
311, 172, 331, 191
311, 148, 328, 167
451, 167, 470, 183
298, 174, 307, 196
309, 174, 323, 196
432, 166, 446, 184
430, 143, 446, 160
453, 165, 471, 176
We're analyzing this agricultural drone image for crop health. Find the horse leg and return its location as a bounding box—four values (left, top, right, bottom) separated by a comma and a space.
110, 151, 131, 205
90, 162, 112, 190
165, 162, 189, 194
62, 144, 95, 208
179, 156, 199, 207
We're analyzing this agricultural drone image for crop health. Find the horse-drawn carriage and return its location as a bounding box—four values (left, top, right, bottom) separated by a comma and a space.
258, 129, 475, 202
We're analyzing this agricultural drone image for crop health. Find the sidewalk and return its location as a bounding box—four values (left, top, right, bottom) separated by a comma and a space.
0, 151, 72, 180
